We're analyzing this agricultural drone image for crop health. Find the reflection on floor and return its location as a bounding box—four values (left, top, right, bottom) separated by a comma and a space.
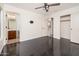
0, 36, 79, 56
71, 42, 79, 56
8, 39, 19, 44
60, 38, 70, 56
0, 36, 53, 56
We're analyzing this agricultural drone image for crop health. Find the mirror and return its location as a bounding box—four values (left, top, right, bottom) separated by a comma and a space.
7, 12, 16, 30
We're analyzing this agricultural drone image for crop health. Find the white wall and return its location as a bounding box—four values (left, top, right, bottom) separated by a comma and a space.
49, 5, 79, 43
71, 12, 79, 43
4, 4, 48, 41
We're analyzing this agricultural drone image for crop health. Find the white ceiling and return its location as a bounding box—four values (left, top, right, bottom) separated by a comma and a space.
7, 3, 79, 15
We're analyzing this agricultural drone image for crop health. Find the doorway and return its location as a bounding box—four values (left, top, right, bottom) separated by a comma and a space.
6, 12, 20, 44
60, 15, 71, 56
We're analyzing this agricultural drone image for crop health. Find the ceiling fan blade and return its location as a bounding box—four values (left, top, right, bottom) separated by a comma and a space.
35, 6, 44, 9
48, 3, 60, 6
44, 3, 49, 12
44, 3, 48, 6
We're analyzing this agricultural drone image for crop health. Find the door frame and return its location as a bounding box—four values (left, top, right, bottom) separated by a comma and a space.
49, 17, 53, 55
60, 14, 71, 40
51, 17, 53, 55
51, 18, 53, 38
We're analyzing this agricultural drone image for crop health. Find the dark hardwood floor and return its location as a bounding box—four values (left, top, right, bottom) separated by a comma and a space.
0, 36, 53, 56
0, 36, 79, 56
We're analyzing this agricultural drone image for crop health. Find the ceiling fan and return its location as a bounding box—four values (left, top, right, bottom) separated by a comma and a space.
35, 3, 60, 12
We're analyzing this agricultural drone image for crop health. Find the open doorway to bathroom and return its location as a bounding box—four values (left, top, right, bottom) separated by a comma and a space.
6, 12, 20, 44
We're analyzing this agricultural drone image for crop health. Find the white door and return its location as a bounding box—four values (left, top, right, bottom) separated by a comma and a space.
60, 15, 71, 39
61, 21, 71, 39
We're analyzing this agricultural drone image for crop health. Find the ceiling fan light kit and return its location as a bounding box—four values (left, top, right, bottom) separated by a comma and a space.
35, 3, 60, 12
